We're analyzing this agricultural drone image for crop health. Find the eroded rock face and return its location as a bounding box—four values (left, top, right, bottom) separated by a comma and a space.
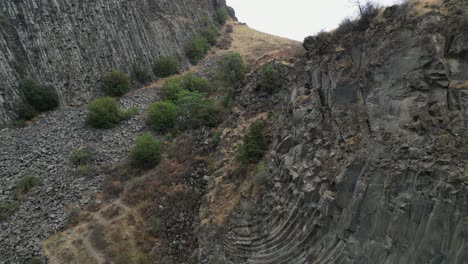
0, 0, 226, 127
208, 3, 468, 263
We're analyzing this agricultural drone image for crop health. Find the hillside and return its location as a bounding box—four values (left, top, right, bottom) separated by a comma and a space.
1, 0, 468, 264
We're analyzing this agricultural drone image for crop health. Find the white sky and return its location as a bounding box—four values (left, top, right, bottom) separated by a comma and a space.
226, 0, 401, 41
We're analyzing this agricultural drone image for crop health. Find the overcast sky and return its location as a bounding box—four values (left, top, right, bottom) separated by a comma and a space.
225, 0, 401, 41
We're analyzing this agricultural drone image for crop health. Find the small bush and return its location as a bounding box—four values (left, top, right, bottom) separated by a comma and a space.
26, 257, 43, 264
71, 148, 93, 165
175, 90, 222, 129
120, 107, 139, 120
336, 17, 357, 36
153, 56, 179, 78
162, 74, 210, 101
77, 165, 92, 177
355, 1, 380, 31
16, 176, 42, 196
19, 78, 59, 114
214, 53, 248, 90
87, 97, 121, 129
147, 101, 178, 133
161, 77, 183, 101
185, 36, 209, 64
130, 132, 162, 169
215, 8, 228, 25
19, 103, 37, 120
0, 201, 20, 220
102, 70, 130, 97
237, 120, 267, 165
180, 72, 211, 93
254, 161, 268, 185
257, 64, 283, 93
132, 64, 152, 83
201, 24, 219, 46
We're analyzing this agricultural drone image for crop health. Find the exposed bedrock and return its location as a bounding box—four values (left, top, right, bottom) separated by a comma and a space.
206, 3, 468, 264
0, 0, 230, 127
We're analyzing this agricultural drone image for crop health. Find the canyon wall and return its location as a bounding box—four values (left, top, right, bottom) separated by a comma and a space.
206, 2, 468, 263
0, 0, 227, 127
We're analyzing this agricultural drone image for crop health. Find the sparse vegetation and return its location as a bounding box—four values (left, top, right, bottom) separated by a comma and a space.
354, 1, 380, 31
201, 24, 219, 46
214, 53, 248, 91
26, 257, 43, 264
147, 101, 178, 133
0, 11, 8, 26
87, 97, 121, 129
71, 148, 93, 165
132, 64, 152, 83
185, 36, 209, 64
19, 78, 59, 119
120, 107, 139, 120
89, 223, 107, 251
175, 90, 222, 129
16, 176, 42, 196
254, 161, 268, 185
130, 132, 162, 169
153, 56, 179, 78
257, 64, 283, 93
102, 70, 130, 97
215, 8, 228, 25
0, 201, 20, 221
237, 120, 268, 165
161, 77, 184, 101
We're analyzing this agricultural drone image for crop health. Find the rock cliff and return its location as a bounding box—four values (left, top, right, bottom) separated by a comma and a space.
203, 1, 468, 263
0, 0, 229, 127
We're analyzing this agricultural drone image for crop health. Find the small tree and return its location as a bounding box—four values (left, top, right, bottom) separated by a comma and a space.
201, 24, 219, 46
215, 8, 228, 25
257, 64, 283, 93
102, 70, 130, 97
130, 132, 162, 169
185, 36, 209, 64
214, 53, 248, 91
161, 77, 184, 101
87, 97, 121, 129
19, 78, 59, 115
153, 56, 179, 78
237, 121, 267, 165
147, 101, 178, 133
180, 73, 211, 94
175, 90, 221, 129
132, 64, 152, 83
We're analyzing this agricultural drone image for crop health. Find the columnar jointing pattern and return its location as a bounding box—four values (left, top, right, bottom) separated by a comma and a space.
219, 3, 468, 263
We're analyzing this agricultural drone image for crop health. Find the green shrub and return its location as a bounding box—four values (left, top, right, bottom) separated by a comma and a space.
153, 56, 179, 78
130, 132, 162, 169
71, 148, 93, 165
162, 74, 210, 100
0, 201, 20, 220
161, 77, 183, 101
175, 90, 222, 129
102, 70, 130, 97
120, 107, 139, 120
132, 64, 152, 83
19, 103, 38, 120
16, 176, 42, 195
19, 78, 59, 114
214, 53, 248, 90
147, 101, 178, 133
185, 36, 209, 64
87, 97, 121, 129
180, 72, 211, 93
254, 161, 268, 185
26, 257, 43, 264
201, 24, 219, 46
215, 8, 228, 25
237, 120, 267, 165
257, 64, 283, 93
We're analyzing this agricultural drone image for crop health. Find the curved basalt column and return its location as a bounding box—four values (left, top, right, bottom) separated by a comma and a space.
218, 3, 468, 264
